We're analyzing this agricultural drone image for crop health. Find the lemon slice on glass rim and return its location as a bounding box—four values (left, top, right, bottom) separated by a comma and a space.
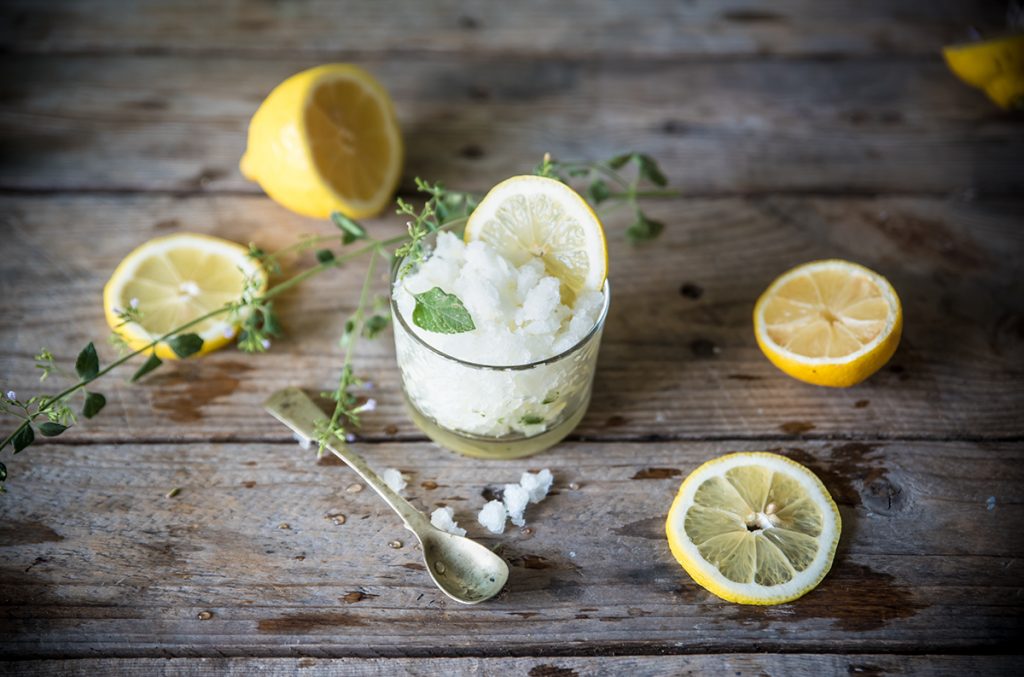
104, 233, 266, 360
754, 259, 902, 387
464, 175, 608, 300
666, 452, 841, 605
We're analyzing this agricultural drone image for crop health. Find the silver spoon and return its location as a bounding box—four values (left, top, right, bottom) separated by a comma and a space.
264, 387, 509, 604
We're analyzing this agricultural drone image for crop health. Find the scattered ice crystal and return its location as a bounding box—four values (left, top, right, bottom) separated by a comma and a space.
293, 432, 312, 450
430, 506, 467, 536
520, 469, 554, 503
382, 468, 407, 493
503, 483, 530, 527
478, 500, 508, 534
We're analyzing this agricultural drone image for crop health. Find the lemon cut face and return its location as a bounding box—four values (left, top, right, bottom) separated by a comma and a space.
754, 259, 902, 387
103, 233, 265, 360
464, 175, 608, 300
666, 452, 841, 605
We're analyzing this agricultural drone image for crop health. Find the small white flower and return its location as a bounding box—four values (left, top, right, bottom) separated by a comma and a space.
222, 326, 235, 339
129, 297, 139, 309
261, 338, 271, 350
344, 432, 356, 443
4, 390, 15, 401
359, 398, 377, 412
362, 381, 375, 391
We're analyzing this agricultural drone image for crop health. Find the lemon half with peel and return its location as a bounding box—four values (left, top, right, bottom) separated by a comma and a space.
240, 64, 403, 219
667, 452, 841, 605
943, 34, 1024, 110
754, 259, 902, 387
464, 175, 608, 300
104, 233, 266, 360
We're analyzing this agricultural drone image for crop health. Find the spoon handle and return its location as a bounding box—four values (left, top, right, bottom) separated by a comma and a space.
264, 387, 431, 534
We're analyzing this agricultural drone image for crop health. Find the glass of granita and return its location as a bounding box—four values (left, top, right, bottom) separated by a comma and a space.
390, 176, 609, 459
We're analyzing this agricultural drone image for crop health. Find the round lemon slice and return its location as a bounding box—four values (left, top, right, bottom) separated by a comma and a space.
754, 259, 902, 387
103, 233, 266, 360
667, 452, 841, 605
464, 175, 608, 298
240, 64, 403, 219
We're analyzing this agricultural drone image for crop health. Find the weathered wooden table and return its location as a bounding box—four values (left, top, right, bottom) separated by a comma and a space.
1, 2, 1022, 674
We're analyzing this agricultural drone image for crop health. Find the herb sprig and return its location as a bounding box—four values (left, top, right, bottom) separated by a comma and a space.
0, 153, 675, 490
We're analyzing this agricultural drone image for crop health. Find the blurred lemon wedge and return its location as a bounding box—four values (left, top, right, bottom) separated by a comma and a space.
943, 34, 1024, 109
240, 64, 403, 218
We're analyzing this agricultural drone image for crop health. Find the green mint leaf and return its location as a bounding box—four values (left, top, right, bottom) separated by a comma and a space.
363, 314, 389, 339
608, 153, 632, 169
262, 305, 282, 336
82, 391, 106, 419
132, 353, 163, 382
627, 211, 665, 243
13, 424, 33, 453
167, 334, 204, 358
521, 414, 544, 425
587, 179, 611, 205
412, 287, 475, 334
316, 249, 335, 264
636, 154, 668, 187
340, 317, 356, 348
331, 212, 367, 241
75, 342, 100, 380
39, 421, 68, 437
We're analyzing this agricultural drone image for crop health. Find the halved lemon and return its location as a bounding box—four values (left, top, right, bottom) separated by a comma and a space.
104, 233, 266, 360
240, 64, 403, 219
666, 452, 841, 605
464, 175, 608, 299
943, 34, 1024, 109
754, 259, 902, 387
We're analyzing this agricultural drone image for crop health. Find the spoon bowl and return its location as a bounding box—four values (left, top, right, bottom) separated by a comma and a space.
265, 387, 510, 604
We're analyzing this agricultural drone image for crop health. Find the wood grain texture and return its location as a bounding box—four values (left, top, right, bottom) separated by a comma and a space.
3, 655, 1023, 676
1, 55, 1021, 195
0, 1, 1004, 58
1, 440, 1022, 657
1, 194, 1021, 448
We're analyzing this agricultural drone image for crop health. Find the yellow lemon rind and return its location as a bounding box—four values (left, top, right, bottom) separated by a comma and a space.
666, 452, 842, 605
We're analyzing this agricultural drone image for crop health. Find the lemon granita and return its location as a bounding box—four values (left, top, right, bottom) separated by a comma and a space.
392, 232, 608, 458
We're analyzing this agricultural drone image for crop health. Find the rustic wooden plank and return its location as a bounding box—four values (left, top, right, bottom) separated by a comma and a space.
2, 193, 1022, 447
2, 655, 1022, 676
0, 440, 1021, 657
1, 55, 1021, 195
0, 0, 1004, 59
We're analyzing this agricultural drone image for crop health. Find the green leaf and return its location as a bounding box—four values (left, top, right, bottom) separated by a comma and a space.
132, 353, 163, 382
75, 342, 99, 380
567, 167, 590, 177
167, 333, 204, 358
608, 153, 632, 169
412, 287, 476, 334
39, 422, 68, 437
363, 314, 389, 339
316, 249, 335, 263
82, 391, 106, 419
521, 414, 544, 425
340, 317, 357, 348
587, 179, 611, 205
627, 211, 665, 243
262, 304, 282, 336
331, 212, 367, 241
636, 154, 668, 186
12, 425, 33, 453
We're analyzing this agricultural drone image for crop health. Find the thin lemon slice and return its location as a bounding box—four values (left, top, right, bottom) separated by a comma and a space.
667, 452, 841, 605
754, 259, 902, 387
240, 64, 403, 219
464, 175, 608, 299
103, 233, 266, 360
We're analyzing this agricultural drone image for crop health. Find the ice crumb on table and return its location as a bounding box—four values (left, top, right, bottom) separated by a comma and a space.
503, 484, 530, 527
478, 500, 508, 534
430, 507, 467, 536
382, 468, 407, 492
520, 469, 554, 503
293, 432, 312, 451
